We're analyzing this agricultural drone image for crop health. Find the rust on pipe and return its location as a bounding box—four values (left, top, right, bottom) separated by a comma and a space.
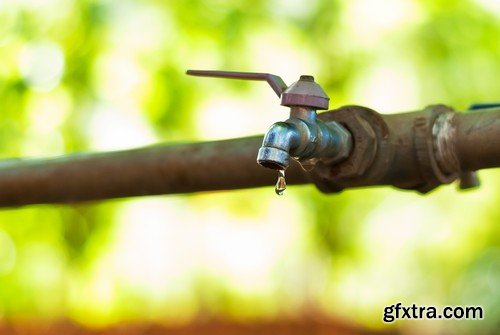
0, 106, 498, 207
0, 136, 309, 207
454, 109, 500, 171
312, 106, 500, 194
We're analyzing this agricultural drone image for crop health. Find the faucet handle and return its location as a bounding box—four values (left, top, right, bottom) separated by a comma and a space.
186, 70, 288, 97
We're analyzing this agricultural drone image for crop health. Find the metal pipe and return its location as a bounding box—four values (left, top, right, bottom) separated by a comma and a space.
454, 108, 500, 171
312, 106, 500, 194
0, 106, 497, 207
0, 137, 309, 207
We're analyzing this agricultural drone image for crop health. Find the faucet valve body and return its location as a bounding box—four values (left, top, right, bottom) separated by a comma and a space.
257, 74, 352, 171
186, 70, 353, 173
257, 107, 352, 171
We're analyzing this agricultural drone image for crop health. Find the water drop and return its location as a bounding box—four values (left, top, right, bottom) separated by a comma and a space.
275, 170, 286, 196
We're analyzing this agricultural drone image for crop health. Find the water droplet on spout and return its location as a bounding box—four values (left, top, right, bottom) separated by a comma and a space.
275, 170, 286, 196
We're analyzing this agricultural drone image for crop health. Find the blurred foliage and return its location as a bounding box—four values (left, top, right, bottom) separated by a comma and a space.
0, 0, 500, 334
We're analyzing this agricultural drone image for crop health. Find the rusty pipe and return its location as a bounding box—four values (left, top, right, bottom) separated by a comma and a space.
454, 109, 500, 171
0, 137, 309, 207
0, 106, 498, 207
313, 106, 500, 194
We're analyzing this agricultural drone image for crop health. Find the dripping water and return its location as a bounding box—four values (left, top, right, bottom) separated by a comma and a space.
275, 169, 286, 196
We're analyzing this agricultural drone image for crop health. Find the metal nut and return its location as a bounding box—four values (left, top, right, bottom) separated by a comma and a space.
317, 106, 379, 178
321, 120, 352, 165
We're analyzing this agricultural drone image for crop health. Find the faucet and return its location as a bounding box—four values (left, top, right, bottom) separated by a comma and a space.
186, 70, 352, 174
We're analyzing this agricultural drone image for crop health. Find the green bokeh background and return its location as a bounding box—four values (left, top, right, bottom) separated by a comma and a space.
0, 0, 499, 333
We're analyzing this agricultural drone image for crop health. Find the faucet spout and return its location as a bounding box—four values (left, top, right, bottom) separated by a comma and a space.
257, 122, 300, 170
257, 109, 353, 173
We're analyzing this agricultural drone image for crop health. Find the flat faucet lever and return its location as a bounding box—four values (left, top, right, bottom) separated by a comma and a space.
186, 70, 288, 97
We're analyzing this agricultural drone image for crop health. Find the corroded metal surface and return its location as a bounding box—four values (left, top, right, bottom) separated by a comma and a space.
312, 106, 500, 194
454, 108, 500, 171
0, 137, 309, 207
0, 106, 497, 207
